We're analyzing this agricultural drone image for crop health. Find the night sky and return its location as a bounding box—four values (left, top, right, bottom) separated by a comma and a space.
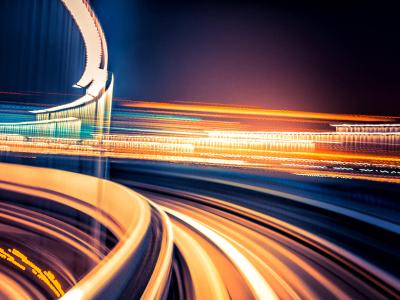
1, 0, 399, 115
0, 0, 85, 102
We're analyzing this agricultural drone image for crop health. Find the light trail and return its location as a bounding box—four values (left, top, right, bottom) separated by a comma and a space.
1, 128, 399, 183
140, 200, 174, 300
0, 163, 168, 299
170, 224, 230, 300
0, 0, 399, 296
122, 101, 394, 122
162, 206, 278, 300
130, 178, 399, 299
1, 160, 399, 299
2, 95, 400, 184
129, 169, 400, 234
0, 272, 34, 300
0, 248, 65, 297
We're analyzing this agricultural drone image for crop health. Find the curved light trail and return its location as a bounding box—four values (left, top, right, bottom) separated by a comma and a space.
0, 163, 170, 299
0, 160, 398, 299
162, 205, 278, 300
110, 159, 399, 299
0, 0, 399, 298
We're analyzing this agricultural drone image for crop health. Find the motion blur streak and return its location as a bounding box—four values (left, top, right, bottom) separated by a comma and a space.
0, 248, 65, 297
108, 159, 399, 299
1, 97, 400, 184
122, 101, 393, 122
140, 199, 174, 300
0, 0, 399, 296
0, 163, 164, 299
0, 156, 399, 299
148, 189, 397, 299
171, 224, 230, 300
0, 272, 32, 300
162, 206, 278, 300
154, 171, 399, 234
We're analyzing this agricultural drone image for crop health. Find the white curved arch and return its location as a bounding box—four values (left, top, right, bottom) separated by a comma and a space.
30, 0, 111, 116
1, 0, 112, 138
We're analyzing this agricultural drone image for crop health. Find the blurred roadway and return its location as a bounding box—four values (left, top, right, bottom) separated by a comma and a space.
0, 153, 399, 299
111, 159, 399, 299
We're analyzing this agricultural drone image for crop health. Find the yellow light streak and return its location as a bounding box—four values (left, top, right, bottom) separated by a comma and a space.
0, 247, 65, 297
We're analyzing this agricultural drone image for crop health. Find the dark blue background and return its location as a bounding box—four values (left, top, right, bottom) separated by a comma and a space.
1, 0, 399, 115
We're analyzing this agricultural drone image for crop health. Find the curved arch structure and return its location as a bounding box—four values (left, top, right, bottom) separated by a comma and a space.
1, 0, 113, 138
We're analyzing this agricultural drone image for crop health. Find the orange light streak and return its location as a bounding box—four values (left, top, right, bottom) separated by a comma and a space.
123, 101, 394, 122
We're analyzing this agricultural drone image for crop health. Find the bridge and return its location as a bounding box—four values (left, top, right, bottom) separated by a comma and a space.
0, 0, 113, 139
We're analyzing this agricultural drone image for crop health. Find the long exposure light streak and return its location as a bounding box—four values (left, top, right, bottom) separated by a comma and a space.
0, 163, 156, 299
0, 248, 65, 297
1, 0, 399, 299
1, 116, 399, 184
122, 101, 395, 122
162, 206, 279, 300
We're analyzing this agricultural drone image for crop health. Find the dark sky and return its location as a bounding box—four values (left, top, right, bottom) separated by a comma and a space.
92, 0, 400, 115
0, 0, 84, 93
0, 0, 399, 115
